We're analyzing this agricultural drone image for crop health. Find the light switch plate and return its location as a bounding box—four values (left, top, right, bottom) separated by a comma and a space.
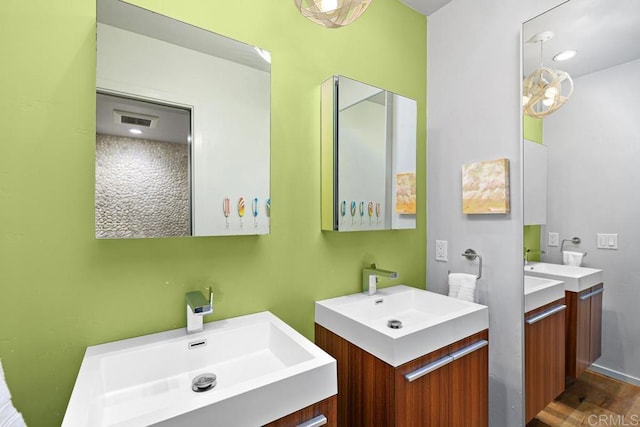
435, 240, 448, 262
548, 232, 559, 247
597, 233, 618, 249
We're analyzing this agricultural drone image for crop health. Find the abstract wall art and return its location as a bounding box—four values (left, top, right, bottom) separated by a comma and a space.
462, 158, 510, 214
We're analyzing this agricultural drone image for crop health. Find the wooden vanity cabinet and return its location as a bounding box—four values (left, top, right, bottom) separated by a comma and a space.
565, 283, 604, 379
525, 298, 566, 423
315, 324, 488, 427
264, 395, 337, 427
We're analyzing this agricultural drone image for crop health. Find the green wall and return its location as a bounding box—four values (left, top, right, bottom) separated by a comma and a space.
0, 1, 426, 425
523, 114, 542, 144
523, 115, 543, 259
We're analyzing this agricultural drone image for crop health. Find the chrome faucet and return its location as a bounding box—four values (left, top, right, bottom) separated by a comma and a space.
362, 264, 398, 295
524, 248, 546, 265
186, 288, 213, 334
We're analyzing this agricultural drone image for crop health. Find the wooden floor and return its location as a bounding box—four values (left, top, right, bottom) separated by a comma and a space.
528, 370, 640, 426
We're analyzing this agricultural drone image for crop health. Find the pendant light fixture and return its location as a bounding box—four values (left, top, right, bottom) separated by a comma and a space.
523, 31, 574, 118
293, 0, 372, 28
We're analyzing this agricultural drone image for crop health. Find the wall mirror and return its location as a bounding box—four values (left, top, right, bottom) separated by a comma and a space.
321, 75, 417, 232
96, 0, 271, 238
522, 0, 640, 421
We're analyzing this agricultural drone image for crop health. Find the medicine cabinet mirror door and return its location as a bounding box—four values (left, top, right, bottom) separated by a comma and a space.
95, 0, 271, 238
321, 75, 417, 232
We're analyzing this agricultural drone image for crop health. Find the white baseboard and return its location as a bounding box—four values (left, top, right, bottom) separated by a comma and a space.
589, 364, 640, 387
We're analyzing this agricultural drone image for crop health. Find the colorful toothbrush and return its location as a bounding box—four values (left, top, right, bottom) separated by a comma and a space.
223, 197, 230, 229
350, 201, 356, 224
341, 201, 346, 225
252, 197, 259, 227
368, 202, 374, 224
376, 202, 381, 224
238, 197, 245, 228
359, 201, 364, 224
265, 198, 271, 218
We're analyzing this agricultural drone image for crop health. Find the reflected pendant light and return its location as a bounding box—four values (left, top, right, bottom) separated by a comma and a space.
293, 0, 373, 28
523, 31, 574, 118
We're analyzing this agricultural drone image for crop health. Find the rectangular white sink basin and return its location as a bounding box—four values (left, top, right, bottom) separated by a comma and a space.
63, 311, 336, 427
524, 262, 603, 293
315, 285, 488, 367
524, 276, 565, 313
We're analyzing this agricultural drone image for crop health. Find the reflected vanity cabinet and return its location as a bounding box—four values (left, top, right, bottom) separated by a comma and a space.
565, 284, 604, 379
525, 298, 566, 423
315, 325, 488, 427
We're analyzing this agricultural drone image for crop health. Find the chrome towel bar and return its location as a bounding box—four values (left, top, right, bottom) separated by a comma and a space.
461, 249, 482, 279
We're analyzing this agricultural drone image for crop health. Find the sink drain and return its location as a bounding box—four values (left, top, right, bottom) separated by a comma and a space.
192, 373, 217, 392
387, 319, 403, 329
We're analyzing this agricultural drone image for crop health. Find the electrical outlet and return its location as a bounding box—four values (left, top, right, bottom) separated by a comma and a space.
548, 232, 559, 247
435, 240, 448, 262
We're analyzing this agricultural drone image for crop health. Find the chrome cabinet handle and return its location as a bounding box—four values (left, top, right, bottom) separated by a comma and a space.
449, 339, 489, 360
405, 355, 454, 382
297, 415, 327, 427
404, 339, 489, 382
579, 287, 604, 300
526, 304, 567, 325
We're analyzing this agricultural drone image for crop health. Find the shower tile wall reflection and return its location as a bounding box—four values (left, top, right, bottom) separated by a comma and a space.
95, 134, 190, 238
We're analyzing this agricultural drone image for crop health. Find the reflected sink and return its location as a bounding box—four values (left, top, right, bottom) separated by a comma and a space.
525, 262, 603, 292
524, 276, 565, 313
63, 311, 336, 427
315, 285, 488, 367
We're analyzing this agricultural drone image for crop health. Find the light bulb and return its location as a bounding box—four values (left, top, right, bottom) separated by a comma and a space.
129, 128, 143, 135
542, 98, 554, 107
545, 87, 558, 99
522, 95, 531, 106
319, 0, 338, 12
553, 50, 577, 62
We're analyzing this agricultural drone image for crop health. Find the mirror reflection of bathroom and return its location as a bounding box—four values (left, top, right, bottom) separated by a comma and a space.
321, 75, 417, 232
96, 0, 271, 239
522, 0, 640, 424
96, 93, 192, 239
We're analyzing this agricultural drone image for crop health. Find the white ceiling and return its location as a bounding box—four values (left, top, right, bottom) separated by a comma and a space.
523, 0, 640, 78
400, 0, 640, 78
398, 0, 452, 16
96, 93, 190, 144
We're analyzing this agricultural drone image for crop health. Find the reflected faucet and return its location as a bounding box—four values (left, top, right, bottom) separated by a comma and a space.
186, 288, 213, 334
362, 264, 398, 295
524, 248, 546, 265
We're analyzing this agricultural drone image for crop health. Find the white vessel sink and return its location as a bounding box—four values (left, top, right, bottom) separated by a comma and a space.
524, 276, 565, 313
315, 285, 488, 367
525, 262, 603, 292
63, 311, 336, 427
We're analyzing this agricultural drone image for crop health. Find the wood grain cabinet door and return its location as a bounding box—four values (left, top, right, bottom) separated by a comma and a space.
449, 337, 489, 427
576, 288, 592, 377
589, 284, 604, 364
525, 299, 566, 423
395, 330, 488, 427
395, 348, 452, 427
264, 396, 337, 427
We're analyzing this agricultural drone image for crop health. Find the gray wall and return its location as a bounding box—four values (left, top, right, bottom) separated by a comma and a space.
542, 58, 640, 385
426, 1, 563, 425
